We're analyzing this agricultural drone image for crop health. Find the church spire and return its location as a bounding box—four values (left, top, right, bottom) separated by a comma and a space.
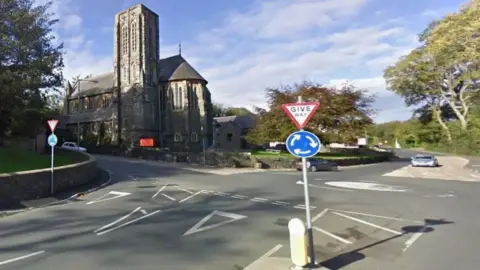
178, 42, 182, 56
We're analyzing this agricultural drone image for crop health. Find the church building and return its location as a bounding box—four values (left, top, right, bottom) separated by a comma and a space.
63, 4, 214, 152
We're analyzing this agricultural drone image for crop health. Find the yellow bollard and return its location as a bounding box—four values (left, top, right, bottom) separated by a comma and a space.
288, 218, 308, 268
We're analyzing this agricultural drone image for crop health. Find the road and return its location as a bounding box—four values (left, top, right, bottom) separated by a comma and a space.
1, 150, 480, 269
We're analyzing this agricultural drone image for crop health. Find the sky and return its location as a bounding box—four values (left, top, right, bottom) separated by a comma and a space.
36, 0, 465, 123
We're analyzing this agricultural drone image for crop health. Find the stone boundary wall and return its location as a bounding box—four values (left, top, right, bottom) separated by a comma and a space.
253, 155, 392, 169
0, 148, 98, 204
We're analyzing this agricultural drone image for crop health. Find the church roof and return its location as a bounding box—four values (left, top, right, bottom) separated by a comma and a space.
214, 115, 255, 129
158, 55, 207, 83
69, 72, 115, 99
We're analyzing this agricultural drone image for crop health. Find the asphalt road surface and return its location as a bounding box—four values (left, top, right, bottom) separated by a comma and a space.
2, 150, 480, 270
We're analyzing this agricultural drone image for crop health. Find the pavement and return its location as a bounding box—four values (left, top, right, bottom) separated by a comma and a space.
2, 151, 480, 269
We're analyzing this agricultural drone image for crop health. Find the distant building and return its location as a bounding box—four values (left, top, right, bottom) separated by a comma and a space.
63, 4, 213, 151
213, 115, 255, 150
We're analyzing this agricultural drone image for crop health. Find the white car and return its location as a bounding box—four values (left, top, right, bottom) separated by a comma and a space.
61, 142, 87, 152
411, 155, 438, 167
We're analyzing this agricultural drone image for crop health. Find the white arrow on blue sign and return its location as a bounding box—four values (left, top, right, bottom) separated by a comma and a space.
47, 134, 58, 147
286, 130, 321, 158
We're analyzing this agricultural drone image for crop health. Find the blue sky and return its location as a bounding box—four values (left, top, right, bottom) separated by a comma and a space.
38, 0, 464, 122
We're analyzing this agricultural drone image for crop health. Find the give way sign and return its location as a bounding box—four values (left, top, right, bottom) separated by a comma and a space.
282, 102, 320, 129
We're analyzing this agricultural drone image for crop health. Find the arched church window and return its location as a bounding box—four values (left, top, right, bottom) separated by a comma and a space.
122, 26, 128, 55
131, 22, 137, 52
174, 132, 182, 142
178, 86, 183, 109
190, 132, 198, 142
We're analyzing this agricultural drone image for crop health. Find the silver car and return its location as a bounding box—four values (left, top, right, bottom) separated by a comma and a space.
411, 155, 439, 167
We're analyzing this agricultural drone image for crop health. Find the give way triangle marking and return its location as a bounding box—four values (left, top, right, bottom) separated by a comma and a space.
86, 191, 131, 205
183, 210, 247, 236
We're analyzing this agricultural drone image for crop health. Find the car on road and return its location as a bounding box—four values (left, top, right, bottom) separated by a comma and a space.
411, 154, 439, 167
296, 158, 338, 172
61, 142, 87, 152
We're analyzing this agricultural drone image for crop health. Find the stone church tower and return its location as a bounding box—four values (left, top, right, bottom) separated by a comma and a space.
113, 5, 160, 143
64, 4, 213, 152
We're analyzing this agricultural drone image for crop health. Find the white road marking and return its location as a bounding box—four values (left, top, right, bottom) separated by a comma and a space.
161, 193, 176, 201
140, 209, 148, 215
201, 190, 213, 194
152, 184, 168, 198
183, 210, 247, 236
232, 195, 248, 199
294, 205, 317, 210
86, 191, 131, 205
331, 209, 424, 224
313, 226, 353, 244
178, 187, 194, 194
332, 211, 402, 235
214, 192, 230, 196
243, 245, 283, 270
424, 194, 455, 198
301, 182, 355, 192
179, 191, 202, 203
251, 197, 268, 202
273, 201, 289, 205
94, 207, 141, 234
96, 210, 161, 236
403, 226, 429, 252
312, 208, 329, 222
325, 181, 407, 192
0, 251, 45, 266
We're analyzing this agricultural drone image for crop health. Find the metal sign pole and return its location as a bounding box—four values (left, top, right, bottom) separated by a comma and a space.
50, 144, 54, 194
297, 96, 315, 266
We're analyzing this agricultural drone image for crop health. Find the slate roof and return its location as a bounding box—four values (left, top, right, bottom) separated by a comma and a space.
158, 55, 207, 83
68, 72, 115, 99
214, 115, 255, 129
65, 108, 117, 124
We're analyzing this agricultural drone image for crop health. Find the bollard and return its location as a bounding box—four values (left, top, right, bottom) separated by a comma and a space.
288, 218, 308, 269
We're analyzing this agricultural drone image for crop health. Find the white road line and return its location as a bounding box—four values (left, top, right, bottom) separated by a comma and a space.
332, 211, 402, 235
313, 226, 353, 244
179, 191, 202, 203
307, 183, 356, 192
178, 187, 194, 194
251, 197, 268, 202
273, 201, 289, 205
152, 184, 168, 198
94, 207, 141, 233
96, 210, 161, 236
403, 226, 429, 252
232, 195, 248, 199
161, 193, 176, 201
312, 208, 329, 222
214, 192, 230, 196
140, 209, 148, 215
201, 190, 213, 194
243, 244, 283, 270
294, 205, 317, 210
272, 202, 289, 206
0, 251, 45, 266
331, 209, 424, 224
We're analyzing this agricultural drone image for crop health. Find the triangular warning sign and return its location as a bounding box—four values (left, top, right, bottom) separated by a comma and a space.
86, 191, 131, 205
282, 102, 320, 129
183, 210, 247, 236
47, 119, 58, 132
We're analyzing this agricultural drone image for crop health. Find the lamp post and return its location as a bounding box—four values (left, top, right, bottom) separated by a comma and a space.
75, 79, 98, 147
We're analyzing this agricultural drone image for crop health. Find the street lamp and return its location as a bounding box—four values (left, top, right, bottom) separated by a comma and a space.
75, 79, 98, 147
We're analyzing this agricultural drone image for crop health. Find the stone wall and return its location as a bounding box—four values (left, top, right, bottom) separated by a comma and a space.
0, 148, 99, 204
253, 155, 392, 169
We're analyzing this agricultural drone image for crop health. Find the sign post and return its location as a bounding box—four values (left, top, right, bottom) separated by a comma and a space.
47, 119, 59, 195
282, 98, 320, 267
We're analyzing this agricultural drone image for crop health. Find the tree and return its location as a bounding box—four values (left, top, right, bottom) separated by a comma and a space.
245, 81, 375, 145
0, 0, 64, 142
212, 102, 254, 117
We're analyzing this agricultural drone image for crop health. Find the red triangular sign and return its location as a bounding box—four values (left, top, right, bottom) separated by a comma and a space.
282, 102, 320, 129
48, 119, 58, 132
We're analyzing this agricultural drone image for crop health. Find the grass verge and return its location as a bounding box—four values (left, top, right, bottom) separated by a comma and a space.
0, 147, 77, 174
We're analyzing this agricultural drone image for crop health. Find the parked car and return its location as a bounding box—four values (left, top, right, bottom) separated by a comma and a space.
61, 142, 87, 152
411, 155, 439, 167
296, 158, 338, 172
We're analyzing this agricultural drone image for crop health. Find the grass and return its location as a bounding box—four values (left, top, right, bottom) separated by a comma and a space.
251, 150, 375, 160
0, 147, 77, 174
